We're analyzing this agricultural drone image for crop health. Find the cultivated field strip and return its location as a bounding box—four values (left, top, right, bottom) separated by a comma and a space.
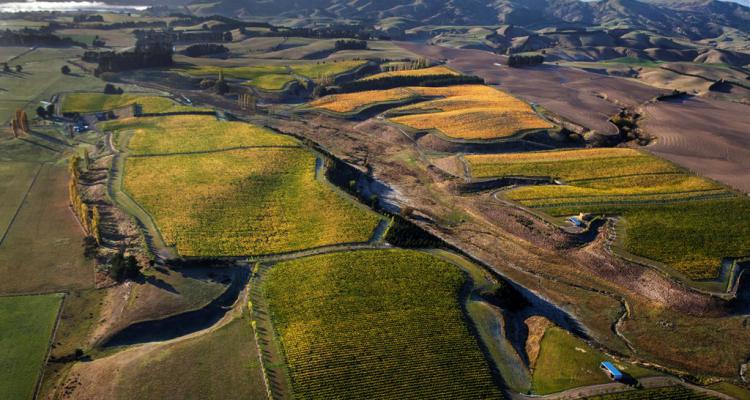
312, 84, 552, 139
101, 115, 298, 155
179, 60, 367, 90
263, 250, 503, 399
124, 148, 379, 256
310, 87, 419, 113
469, 148, 750, 280
107, 114, 381, 257
360, 65, 460, 81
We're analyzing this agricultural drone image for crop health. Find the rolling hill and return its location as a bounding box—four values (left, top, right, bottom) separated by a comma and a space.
191, 0, 750, 41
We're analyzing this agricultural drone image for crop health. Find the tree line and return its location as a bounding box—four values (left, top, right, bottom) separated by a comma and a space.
333, 74, 484, 94
10, 109, 29, 138
335, 40, 367, 51
68, 154, 101, 245
507, 54, 544, 68
182, 43, 229, 57
0, 28, 81, 47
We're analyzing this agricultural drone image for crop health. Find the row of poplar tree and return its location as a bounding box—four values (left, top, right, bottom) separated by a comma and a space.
68, 153, 102, 245
10, 109, 29, 138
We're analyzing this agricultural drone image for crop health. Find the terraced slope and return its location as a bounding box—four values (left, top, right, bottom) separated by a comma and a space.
311, 85, 552, 140
467, 148, 750, 279
263, 250, 503, 399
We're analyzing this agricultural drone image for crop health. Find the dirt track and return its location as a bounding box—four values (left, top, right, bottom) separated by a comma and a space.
397, 42, 664, 135
642, 97, 750, 194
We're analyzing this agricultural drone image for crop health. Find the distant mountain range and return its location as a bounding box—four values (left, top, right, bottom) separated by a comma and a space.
190, 0, 750, 41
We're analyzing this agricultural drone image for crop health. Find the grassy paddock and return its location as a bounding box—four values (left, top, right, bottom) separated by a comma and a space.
0, 164, 94, 294
0, 294, 63, 400
101, 115, 297, 155
180, 60, 366, 90
0, 47, 103, 123
113, 315, 267, 400
61, 93, 208, 114
0, 162, 39, 239
706, 382, 750, 400
263, 249, 503, 399
532, 327, 655, 395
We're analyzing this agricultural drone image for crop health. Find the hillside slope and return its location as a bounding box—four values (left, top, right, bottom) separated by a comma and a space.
191, 0, 750, 40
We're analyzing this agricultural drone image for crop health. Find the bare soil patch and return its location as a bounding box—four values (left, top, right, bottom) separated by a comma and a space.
397, 43, 664, 136
641, 97, 750, 193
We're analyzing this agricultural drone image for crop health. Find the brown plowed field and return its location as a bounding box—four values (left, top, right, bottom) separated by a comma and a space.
642, 97, 750, 194
397, 43, 663, 135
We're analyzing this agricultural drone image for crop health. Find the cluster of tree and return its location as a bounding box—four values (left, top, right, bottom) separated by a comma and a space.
182, 43, 229, 57
262, 25, 371, 40
68, 155, 100, 244
71, 21, 166, 30
92, 35, 106, 47
10, 109, 29, 138
94, 34, 173, 74
507, 54, 544, 68
106, 252, 141, 282
167, 14, 271, 31
201, 70, 230, 94
215, 70, 230, 94
237, 92, 256, 112
335, 74, 484, 94
2, 63, 22, 73
61, 65, 71, 74
477, 280, 529, 311
312, 73, 335, 98
384, 215, 447, 249
656, 88, 689, 100
36, 104, 55, 119
172, 30, 229, 44
610, 108, 649, 145
104, 83, 124, 95
73, 14, 104, 23
334, 39, 367, 51
82, 51, 100, 63
0, 28, 81, 47
380, 58, 430, 72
